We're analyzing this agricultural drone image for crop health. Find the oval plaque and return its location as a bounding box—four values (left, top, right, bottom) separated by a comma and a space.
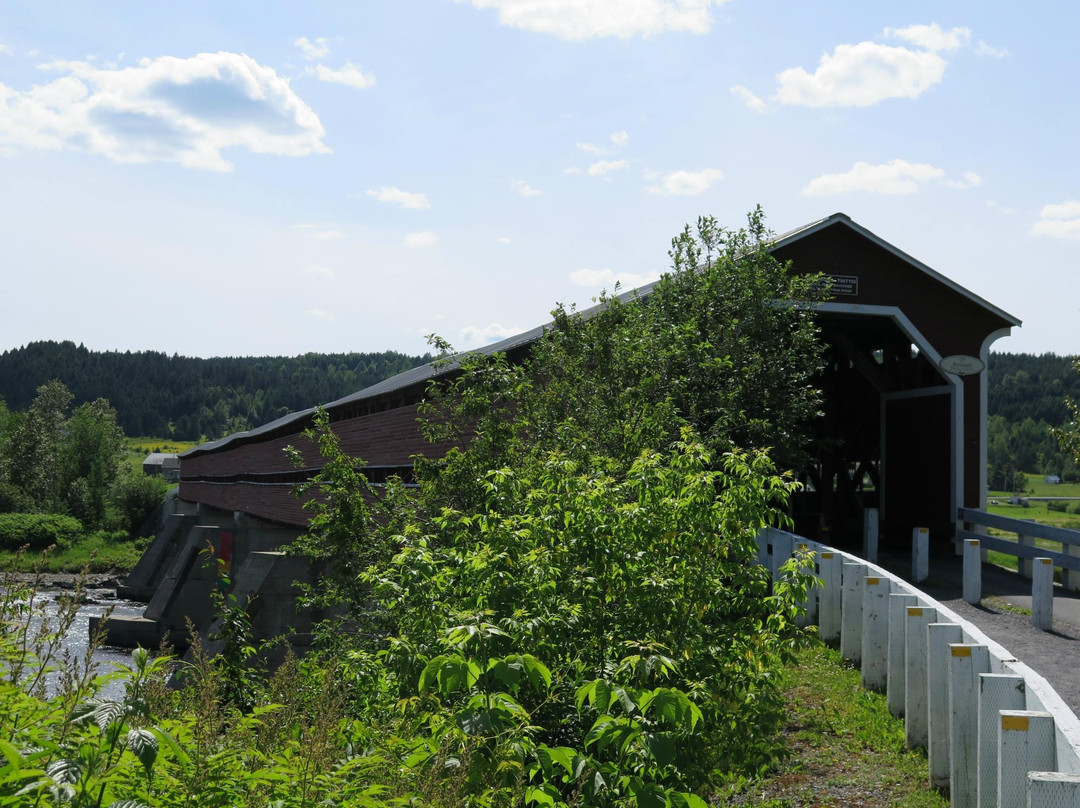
940, 354, 985, 376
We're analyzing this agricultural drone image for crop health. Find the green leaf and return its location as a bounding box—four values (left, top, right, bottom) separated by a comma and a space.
644, 733, 675, 768
632, 782, 667, 808
126, 728, 158, 773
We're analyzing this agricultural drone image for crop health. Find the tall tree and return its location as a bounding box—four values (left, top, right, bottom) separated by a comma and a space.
61, 398, 126, 525
3, 380, 73, 512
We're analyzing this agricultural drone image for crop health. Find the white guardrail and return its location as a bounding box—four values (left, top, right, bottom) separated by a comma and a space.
759, 527, 1080, 808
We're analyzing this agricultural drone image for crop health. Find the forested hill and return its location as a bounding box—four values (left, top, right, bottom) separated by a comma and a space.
0, 341, 432, 440
989, 351, 1080, 425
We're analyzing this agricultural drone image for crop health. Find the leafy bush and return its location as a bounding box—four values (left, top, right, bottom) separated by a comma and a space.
108, 469, 169, 534
0, 512, 82, 551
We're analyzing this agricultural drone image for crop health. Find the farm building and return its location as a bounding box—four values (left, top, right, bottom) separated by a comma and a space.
142, 452, 180, 483
176, 212, 1020, 554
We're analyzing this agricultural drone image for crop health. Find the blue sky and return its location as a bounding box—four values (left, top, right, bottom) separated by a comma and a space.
1, 1, 1076, 358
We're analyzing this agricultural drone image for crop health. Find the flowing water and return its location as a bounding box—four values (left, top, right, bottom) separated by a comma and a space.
7, 586, 148, 700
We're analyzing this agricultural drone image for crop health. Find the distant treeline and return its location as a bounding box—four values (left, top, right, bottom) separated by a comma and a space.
988, 352, 1080, 425
0, 341, 432, 441
987, 351, 1080, 486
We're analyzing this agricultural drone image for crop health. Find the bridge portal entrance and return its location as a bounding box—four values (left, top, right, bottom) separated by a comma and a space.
792, 309, 955, 551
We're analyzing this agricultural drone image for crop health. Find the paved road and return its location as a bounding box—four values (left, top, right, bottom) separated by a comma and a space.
877, 552, 1080, 715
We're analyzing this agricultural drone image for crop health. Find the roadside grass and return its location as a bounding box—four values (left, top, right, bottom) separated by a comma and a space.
0, 532, 147, 573
717, 641, 947, 807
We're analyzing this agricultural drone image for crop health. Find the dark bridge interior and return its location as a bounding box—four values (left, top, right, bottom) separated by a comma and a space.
792, 312, 953, 551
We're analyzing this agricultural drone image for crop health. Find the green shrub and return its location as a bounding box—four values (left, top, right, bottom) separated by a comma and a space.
0, 512, 83, 551
108, 469, 169, 534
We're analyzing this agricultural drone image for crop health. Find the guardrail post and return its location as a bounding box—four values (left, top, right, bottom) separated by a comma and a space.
817, 551, 842, 642
770, 530, 793, 591
887, 592, 918, 717
928, 622, 963, 790
755, 530, 769, 569
841, 562, 865, 663
863, 507, 879, 563
1032, 557, 1054, 631
912, 527, 930, 583
1019, 533, 1035, 578
949, 644, 990, 807
862, 576, 890, 691
905, 605, 938, 750
1065, 544, 1080, 592
794, 542, 818, 627
963, 538, 982, 605
977, 674, 1025, 808
998, 710, 1055, 808
1027, 772, 1080, 806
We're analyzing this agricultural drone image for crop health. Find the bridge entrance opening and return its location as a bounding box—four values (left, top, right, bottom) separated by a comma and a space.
792, 310, 953, 551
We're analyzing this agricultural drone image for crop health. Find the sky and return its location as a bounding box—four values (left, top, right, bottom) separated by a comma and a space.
1, 1, 1077, 359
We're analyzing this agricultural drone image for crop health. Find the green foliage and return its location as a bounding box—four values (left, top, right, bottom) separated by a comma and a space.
0, 380, 153, 532
108, 471, 169, 535
0, 512, 83, 552
281, 210, 824, 804
1053, 358, 1080, 466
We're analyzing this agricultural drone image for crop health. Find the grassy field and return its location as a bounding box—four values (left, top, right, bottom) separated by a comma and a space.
718, 642, 946, 807
981, 478, 1080, 573
123, 436, 199, 472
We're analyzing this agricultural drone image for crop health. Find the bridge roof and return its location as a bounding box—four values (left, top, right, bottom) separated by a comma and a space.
183, 212, 1019, 458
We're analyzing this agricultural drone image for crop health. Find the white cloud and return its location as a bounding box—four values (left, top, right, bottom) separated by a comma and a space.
308, 229, 344, 240
885, 23, 970, 53
0, 51, 329, 171
308, 62, 376, 89
773, 25, 974, 108
945, 170, 982, 190
403, 230, 437, 247
775, 42, 946, 107
513, 179, 542, 196
455, 0, 728, 41
576, 141, 607, 155
610, 130, 629, 146
563, 166, 582, 175
498, 236, 512, 244
1039, 201, 1080, 220
304, 265, 336, 280
306, 308, 334, 320
294, 37, 330, 60
587, 158, 629, 176
569, 267, 659, 289
802, 159, 947, 195
0, 45, 11, 56
1031, 201, 1080, 240
646, 167, 723, 196
730, 84, 767, 113
976, 41, 1009, 59
366, 186, 430, 209
460, 322, 521, 348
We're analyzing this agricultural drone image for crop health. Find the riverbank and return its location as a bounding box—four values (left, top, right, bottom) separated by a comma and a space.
3, 570, 125, 590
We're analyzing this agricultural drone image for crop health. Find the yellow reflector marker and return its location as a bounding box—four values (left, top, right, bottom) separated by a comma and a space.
867, 577, 880, 585
822, 552, 834, 559
1002, 715, 1030, 732
1042, 558, 1053, 566
952, 646, 972, 657
908, 607, 924, 617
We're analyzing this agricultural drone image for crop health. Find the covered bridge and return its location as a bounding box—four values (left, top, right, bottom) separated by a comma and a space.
179, 213, 1020, 553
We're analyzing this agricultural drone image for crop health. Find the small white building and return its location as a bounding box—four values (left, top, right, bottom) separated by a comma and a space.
1045, 474, 1063, 484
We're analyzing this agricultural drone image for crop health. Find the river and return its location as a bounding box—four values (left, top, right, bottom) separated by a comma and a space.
6, 585, 148, 700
